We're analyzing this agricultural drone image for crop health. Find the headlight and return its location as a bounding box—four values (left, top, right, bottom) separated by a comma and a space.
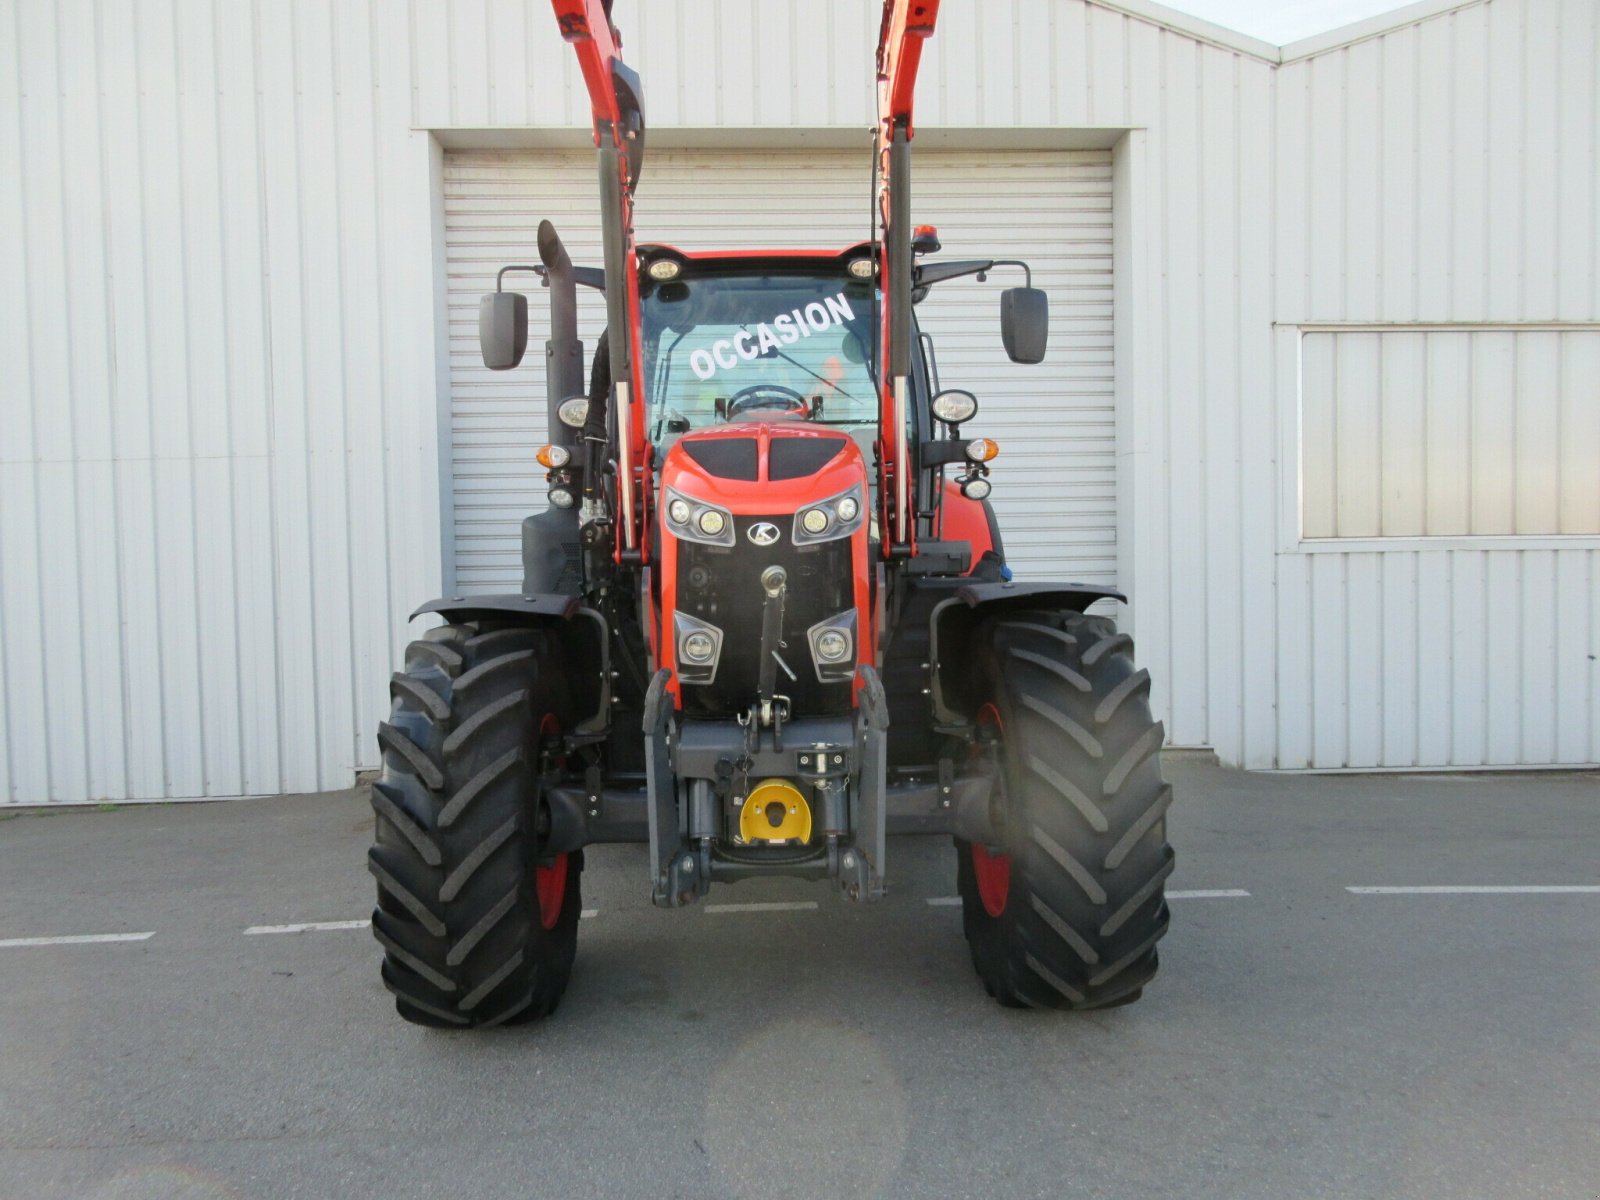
557, 396, 590, 428
931, 389, 978, 424
815, 630, 849, 661
674, 611, 724, 685
960, 476, 992, 500
805, 610, 858, 682
663, 487, 735, 547
792, 484, 866, 546
548, 487, 576, 509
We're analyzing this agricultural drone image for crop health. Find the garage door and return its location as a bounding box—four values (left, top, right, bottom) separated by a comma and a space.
443, 148, 1114, 593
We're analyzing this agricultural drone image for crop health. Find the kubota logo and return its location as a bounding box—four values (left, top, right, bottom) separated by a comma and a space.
748, 523, 780, 547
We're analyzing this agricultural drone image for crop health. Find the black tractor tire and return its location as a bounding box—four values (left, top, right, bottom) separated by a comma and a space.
368, 621, 582, 1028
956, 611, 1173, 1010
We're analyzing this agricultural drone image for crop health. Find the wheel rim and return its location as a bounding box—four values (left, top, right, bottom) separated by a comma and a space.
971, 702, 1011, 918
535, 852, 568, 931
534, 712, 567, 931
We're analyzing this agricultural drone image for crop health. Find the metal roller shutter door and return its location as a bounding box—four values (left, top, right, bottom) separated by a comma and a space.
443, 148, 1114, 592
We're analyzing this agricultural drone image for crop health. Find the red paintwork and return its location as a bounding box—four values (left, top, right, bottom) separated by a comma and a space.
640, 242, 876, 263
534, 712, 569, 928
550, 0, 625, 136
656, 421, 874, 708
548, 0, 650, 562
549, 1, 949, 573
876, 1, 942, 137
971, 702, 1010, 917
937, 479, 996, 569
874, 0, 943, 559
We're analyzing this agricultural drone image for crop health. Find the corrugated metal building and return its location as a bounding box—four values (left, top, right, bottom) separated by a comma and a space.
2, 0, 1597, 803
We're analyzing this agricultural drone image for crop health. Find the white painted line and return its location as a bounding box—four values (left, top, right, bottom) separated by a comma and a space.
704, 901, 819, 914
1347, 885, 1600, 895
1168, 889, 1252, 899
580, 909, 598, 919
0, 932, 155, 948
243, 920, 369, 935
925, 897, 963, 907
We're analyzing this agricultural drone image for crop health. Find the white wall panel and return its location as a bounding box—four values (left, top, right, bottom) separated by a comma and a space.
1, 0, 445, 802
1272, 0, 1600, 767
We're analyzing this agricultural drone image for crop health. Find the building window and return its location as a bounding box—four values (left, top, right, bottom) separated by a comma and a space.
1299, 327, 1600, 539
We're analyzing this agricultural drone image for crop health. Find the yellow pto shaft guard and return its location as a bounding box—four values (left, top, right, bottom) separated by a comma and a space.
738, 779, 813, 845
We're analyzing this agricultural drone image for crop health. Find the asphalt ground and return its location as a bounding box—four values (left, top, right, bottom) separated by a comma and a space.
1, 758, 1598, 1200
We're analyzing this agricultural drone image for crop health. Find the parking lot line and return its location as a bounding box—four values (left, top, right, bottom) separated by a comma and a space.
925, 897, 963, 906
704, 901, 819, 914
0, 932, 155, 948
580, 909, 598, 919
243, 920, 370, 935
1347, 885, 1600, 895
1167, 889, 1252, 899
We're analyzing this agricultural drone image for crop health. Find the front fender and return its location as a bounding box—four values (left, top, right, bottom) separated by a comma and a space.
409, 593, 609, 735
927, 580, 1125, 725
410, 592, 581, 624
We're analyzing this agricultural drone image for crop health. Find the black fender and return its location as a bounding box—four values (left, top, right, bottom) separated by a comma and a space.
927, 580, 1125, 726
409, 593, 611, 737
410, 592, 580, 624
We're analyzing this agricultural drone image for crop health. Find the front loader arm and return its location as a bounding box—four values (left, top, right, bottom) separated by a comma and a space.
550, 0, 650, 563
874, 0, 941, 556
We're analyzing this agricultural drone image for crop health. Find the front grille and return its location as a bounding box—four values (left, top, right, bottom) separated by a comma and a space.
676, 515, 855, 718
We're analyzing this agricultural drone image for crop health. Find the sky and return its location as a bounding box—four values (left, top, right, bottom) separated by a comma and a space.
1157, 0, 1415, 44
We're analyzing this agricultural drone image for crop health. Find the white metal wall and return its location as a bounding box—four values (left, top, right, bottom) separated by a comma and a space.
443, 148, 1116, 593
1270, 0, 1600, 767
0, 0, 444, 801
4, 0, 1597, 801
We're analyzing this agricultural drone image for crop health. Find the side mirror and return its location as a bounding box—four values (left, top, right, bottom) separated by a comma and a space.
1000, 287, 1048, 364
478, 291, 528, 370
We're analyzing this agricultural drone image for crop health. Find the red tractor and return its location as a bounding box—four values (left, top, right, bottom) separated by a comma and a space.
369, 0, 1172, 1028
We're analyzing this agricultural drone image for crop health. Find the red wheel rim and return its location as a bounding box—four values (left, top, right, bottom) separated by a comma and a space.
535, 852, 568, 931
534, 712, 567, 930
972, 703, 1011, 918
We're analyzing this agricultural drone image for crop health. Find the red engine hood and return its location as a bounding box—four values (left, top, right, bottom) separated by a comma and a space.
660, 421, 867, 510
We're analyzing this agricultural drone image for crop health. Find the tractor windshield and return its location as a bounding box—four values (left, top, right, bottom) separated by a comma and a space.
639, 270, 879, 444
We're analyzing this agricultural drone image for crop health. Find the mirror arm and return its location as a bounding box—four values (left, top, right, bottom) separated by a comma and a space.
982, 259, 1032, 288
496, 264, 543, 293
495, 263, 607, 293
913, 258, 1033, 289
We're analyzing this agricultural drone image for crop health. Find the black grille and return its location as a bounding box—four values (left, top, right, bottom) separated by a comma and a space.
768, 436, 848, 481
676, 515, 855, 718
681, 438, 759, 481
